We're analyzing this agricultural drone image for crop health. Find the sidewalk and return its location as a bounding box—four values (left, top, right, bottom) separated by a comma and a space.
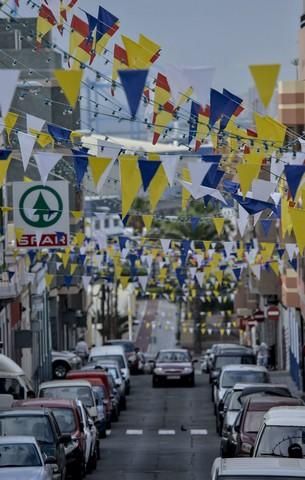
270, 370, 303, 397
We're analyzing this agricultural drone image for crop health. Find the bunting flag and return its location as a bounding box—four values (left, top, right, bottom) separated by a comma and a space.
119, 155, 142, 218
249, 64, 281, 108
36, 3, 57, 44
152, 73, 174, 145
138, 275, 148, 291
34, 152, 62, 184
118, 69, 148, 117
182, 66, 215, 107
4, 112, 18, 144
69, 14, 89, 60
0, 70, 20, 119
72, 148, 89, 187
289, 208, 305, 253
161, 155, 179, 187
138, 159, 161, 191
18, 132, 36, 171
236, 163, 261, 197
47, 124, 72, 142
213, 218, 225, 236
94, 6, 120, 55
112, 44, 129, 88
26, 114, 45, 133
254, 113, 286, 148
0, 149, 12, 186
45, 273, 54, 289
260, 219, 272, 237
142, 215, 153, 230
121, 35, 153, 69
88, 156, 113, 188
181, 168, 191, 210
54, 69, 83, 108
148, 164, 169, 212
209, 89, 239, 127
220, 89, 243, 130
284, 165, 305, 200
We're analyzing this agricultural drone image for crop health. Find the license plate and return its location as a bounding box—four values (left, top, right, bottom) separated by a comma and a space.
167, 375, 180, 380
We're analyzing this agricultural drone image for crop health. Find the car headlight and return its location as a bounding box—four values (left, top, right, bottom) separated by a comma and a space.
154, 367, 164, 374
71, 356, 79, 364
241, 442, 253, 455
183, 367, 193, 374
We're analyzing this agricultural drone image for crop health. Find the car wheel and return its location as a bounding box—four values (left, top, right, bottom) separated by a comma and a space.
52, 361, 69, 379
73, 459, 86, 480
189, 375, 195, 387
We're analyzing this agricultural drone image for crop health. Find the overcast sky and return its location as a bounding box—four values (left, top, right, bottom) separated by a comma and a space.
17, 0, 300, 94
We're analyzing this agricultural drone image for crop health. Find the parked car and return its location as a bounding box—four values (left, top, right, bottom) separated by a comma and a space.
211, 457, 305, 479
253, 406, 305, 458
0, 354, 35, 399
225, 396, 303, 458
88, 346, 131, 394
90, 382, 107, 438
0, 436, 55, 480
214, 365, 269, 410
152, 349, 196, 387
86, 361, 127, 410
0, 408, 69, 480
210, 349, 256, 388
219, 383, 293, 444
76, 400, 99, 472
218, 383, 293, 437
16, 399, 86, 479
38, 380, 98, 423
104, 340, 139, 373
51, 351, 82, 379
208, 344, 251, 377
66, 371, 113, 428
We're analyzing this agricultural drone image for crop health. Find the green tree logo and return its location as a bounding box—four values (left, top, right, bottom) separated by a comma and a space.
19, 185, 63, 228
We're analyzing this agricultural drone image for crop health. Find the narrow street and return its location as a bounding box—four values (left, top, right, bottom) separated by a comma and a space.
91, 374, 219, 480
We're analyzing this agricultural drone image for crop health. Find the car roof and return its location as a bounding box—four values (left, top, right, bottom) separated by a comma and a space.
0, 408, 51, 416
90, 346, 125, 356
0, 436, 39, 444
158, 349, 189, 353
17, 399, 77, 409
246, 396, 302, 410
264, 406, 305, 426
67, 370, 107, 377
233, 383, 289, 391
216, 457, 305, 476
39, 379, 92, 388
105, 340, 134, 345
221, 365, 267, 373
216, 351, 254, 357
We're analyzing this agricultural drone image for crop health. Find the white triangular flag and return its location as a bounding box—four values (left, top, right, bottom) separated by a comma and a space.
18, 132, 36, 171
189, 267, 197, 279
223, 241, 234, 258
271, 192, 281, 206
34, 152, 62, 184
82, 275, 91, 290
160, 238, 171, 253
252, 179, 276, 201
138, 275, 148, 291
0, 70, 20, 117
182, 66, 215, 107
26, 114, 45, 133
196, 271, 204, 287
188, 161, 211, 190
237, 205, 249, 237
286, 243, 298, 262
161, 155, 179, 187
251, 264, 261, 280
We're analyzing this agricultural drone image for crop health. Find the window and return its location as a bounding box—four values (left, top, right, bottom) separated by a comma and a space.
95, 219, 100, 230
40, 386, 94, 407
52, 408, 77, 434
0, 416, 54, 444
0, 378, 24, 400
0, 443, 42, 467
244, 411, 265, 433
113, 218, 119, 227
256, 425, 305, 458
157, 351, 190, 363
104, 218, 110, 229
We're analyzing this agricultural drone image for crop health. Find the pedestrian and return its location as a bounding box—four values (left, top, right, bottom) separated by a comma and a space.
257, 342, 268, 367
75, 336, 89, 366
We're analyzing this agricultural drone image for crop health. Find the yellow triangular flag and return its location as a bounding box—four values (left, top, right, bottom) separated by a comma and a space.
260, 242, 275, 263
45, 273, 54, 289
74, 232, 85, 247
244, 152, 265, 166
70, 264, 78, 275
121, 35, 152, 68
249, 64, 281, 108
0, 156, 11, 186
289, 207, 305, 253
4, 112, 18, 144
203, 241, 211, 251
213, 218, 225, 236
61, 251, 70, 268
29, 129, 54, 148
15, 227, 24, 242
254, 113, 286, 148
24, 176, 32, 183
88, 156, 112, 187
71, 210, 83, 220
120, 276, 129, 289
237, 163, 261, 197
119, 155, 142, 218
142, 215, 153, 230
54, 69, 83, 108
270, 261, 279, 276
148, 165, 168, 212
182, 167, 191, 211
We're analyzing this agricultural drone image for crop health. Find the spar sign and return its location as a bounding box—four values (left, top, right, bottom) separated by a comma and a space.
13, 181, 69, 248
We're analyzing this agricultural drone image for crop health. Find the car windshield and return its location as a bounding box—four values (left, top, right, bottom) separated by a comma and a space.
0, 416, 54, 444
256, 426, 305, 458
244, 411, 265, 433
40, 386, 94, 407
221, 371, 268, 388
228, 392, 243, 410
91, 355, 124, 369
215, 356, 254, 369
157, 352, 190, 363
52, 408, 77, 434
106, 342, 134, 353
0, 443, 42, 468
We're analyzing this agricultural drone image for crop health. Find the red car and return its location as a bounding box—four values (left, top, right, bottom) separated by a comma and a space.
66, 371, 112, 428
16, 398, 86, 479
231, 395, 304, 457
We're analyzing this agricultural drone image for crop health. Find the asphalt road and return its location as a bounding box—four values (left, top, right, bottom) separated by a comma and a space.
91, 373, 220, 480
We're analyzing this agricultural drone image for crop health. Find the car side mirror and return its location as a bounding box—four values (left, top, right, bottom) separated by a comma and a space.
59, 433, 71, 445
45, 456, 57, 465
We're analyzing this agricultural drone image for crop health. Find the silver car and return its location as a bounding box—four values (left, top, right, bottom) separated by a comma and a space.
0, 436, 54, 480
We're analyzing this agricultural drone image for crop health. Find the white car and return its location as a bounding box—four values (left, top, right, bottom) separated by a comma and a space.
88, 345, 130, 394
214, 365, 269, 409
211, 457, 305, 479
76, 400, 99, 473
0, 436, 54, 480
253, 406, 305, 458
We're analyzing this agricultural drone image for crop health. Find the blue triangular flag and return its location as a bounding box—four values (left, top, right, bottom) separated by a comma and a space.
210, 89, 239, 127
202, 164, 224, 188
277, 248, 285, 259
64, 275, 73, 288
201, 154, 222, 164
0, 149, 12, 160
260, 219, 272, 237
119, 214, 130, 226
290, 258, 298, 271
138, 159, 161, 191
223, 179, 239, 194
72, 148, 89, 188
47, 124, 71, 142
8, 271, 15, 282
220, 89, 243, 130
176, 267, 186, 287
233, 195, 277, 215
118, 69, 149, 118
189, 101, 201, 144
118, 236, 128, 251
28, 250, 36, 264
191, 217, 200, 231
284, 165, 305, 200
83, 10, 98, 39
96, 5, 119, 43
79, 255, 87, 265
232, 267, 241, 281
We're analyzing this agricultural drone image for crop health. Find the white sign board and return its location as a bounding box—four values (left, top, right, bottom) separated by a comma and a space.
13, 181, 69, 248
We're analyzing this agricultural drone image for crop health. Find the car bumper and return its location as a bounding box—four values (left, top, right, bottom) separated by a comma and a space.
154, 372, 193, 381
